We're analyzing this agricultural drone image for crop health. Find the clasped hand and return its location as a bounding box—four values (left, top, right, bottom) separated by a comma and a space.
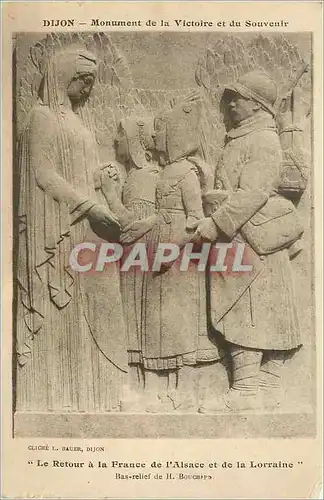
94, 163, 120, 194
189, 217, 218, 243
87, 203, 119, 228
120, 214, 159, 245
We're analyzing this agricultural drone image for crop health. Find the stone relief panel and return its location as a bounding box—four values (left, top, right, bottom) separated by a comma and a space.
13, 31, 314, 437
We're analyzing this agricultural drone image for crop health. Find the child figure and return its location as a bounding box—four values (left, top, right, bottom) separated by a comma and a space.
121, 99, 221, 412
99, 117, 162, 410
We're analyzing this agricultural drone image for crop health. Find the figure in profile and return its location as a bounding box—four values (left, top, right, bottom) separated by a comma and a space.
16, 44, 128, 412
191, 71, 303, 412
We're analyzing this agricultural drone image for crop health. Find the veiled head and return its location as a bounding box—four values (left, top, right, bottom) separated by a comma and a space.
153, 98, 203, 165
114, 117, 155, 169
39, 44, 97, 108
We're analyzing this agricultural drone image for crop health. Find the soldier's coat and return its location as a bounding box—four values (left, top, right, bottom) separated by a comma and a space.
210, 114, 302, 350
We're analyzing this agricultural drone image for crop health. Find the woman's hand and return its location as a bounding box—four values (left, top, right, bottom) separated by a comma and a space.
87, 203, 120, 241
100, 163, 121, 194
87, 203, 119, 228
102, 163, 120, 181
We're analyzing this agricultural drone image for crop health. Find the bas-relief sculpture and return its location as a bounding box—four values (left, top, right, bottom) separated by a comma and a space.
194, 71, 304, 412
131, 99, 221, 412
16, 45, 128, 413
13, 33, 313, 428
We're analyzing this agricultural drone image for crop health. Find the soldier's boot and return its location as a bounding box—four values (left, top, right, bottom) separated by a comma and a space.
199, 345, 262, 413
259, 351, 286, 410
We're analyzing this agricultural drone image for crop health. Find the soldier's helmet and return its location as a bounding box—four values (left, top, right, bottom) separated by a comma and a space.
224, 70, 278, 116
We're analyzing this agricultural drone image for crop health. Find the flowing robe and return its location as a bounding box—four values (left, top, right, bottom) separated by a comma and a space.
16, 104, 127, 412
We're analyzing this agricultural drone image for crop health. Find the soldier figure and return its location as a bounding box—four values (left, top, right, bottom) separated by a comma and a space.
192, 71, 303, 412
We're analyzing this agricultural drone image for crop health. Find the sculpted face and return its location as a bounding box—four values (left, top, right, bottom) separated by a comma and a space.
67, 73, 95, 104
222, 90, 259, 127
114, 126, 130, 164
153, 117, 167, 165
